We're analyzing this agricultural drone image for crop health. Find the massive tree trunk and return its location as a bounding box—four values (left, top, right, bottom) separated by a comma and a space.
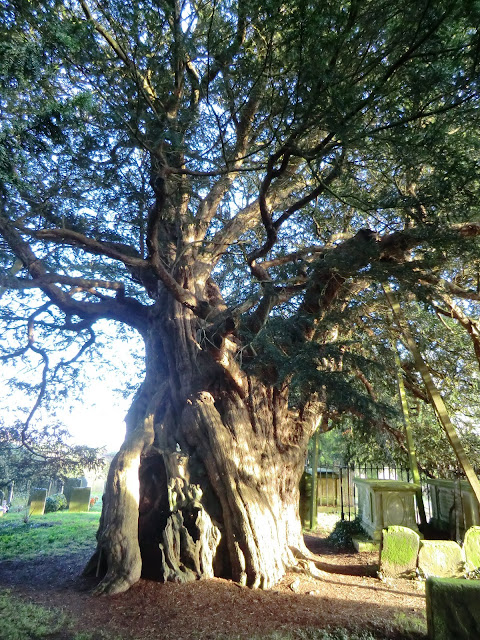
85, 292, 316, 594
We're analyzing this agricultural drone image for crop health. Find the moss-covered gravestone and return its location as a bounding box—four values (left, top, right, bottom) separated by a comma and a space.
418, 540, 464, 578
463, 526, 480, 572
426, 577, 480, 640
69, 487, 91, 512
29, 488, 47, 515
380, 525, 420, 578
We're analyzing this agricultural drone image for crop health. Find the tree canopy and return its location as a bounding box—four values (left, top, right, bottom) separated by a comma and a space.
2, 1, 480, 432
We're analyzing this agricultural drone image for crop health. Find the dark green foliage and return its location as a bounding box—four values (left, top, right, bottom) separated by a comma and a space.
327, 517, 367, 550
44, 493, 68, 513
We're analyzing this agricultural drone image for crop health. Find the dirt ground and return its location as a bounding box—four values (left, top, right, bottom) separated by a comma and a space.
0, 519, 427, 640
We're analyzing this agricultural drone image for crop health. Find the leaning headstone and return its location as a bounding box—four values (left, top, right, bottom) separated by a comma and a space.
29, 488, 47, 516
463, 526, 480, 571
68, 487, 91, 512
418, 540, 464, 578
380, 525, 420, 578
426, 577, 480, 640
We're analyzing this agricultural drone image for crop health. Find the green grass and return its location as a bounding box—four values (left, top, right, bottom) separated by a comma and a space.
392, 612, 427, 637
0, 589, 128, 640
0, 511, 100, 560
0, 589, 68, 640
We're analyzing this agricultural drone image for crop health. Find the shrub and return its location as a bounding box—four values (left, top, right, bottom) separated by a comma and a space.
44, 493, 68, 513
326, 517, 366, 550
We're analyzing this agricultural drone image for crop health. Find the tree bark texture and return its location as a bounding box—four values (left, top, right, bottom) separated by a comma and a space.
85, 292, 315, 594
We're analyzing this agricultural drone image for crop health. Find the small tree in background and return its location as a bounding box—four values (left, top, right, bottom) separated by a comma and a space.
0, 420, 105, 499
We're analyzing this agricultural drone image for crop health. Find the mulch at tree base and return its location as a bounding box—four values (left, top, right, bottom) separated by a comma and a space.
0, 534, 427, 640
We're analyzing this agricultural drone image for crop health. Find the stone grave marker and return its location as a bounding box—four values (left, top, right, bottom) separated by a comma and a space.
380, 525, 420, 578
69, 487, 91, 512
463, 526, 480, 571
418, 540, 464, 578
29, 488, 47, 515
426, 577, 480, 640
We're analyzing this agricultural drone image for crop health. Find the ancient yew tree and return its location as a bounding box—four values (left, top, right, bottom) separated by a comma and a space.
2, 0, 480, 593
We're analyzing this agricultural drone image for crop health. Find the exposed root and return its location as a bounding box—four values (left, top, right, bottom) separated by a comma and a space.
289, 546, 327, 579
92, 574, 137, 596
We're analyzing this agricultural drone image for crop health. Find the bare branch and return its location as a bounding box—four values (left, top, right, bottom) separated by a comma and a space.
0, 214, 148, 330
0, 274, 125, 295
16, 224, 146, 269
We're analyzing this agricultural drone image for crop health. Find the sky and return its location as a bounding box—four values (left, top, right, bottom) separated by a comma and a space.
1, 318, 144, 454
56, 376, 131, 452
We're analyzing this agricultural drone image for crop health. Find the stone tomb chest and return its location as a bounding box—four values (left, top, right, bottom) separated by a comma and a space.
354, 478, 420, 541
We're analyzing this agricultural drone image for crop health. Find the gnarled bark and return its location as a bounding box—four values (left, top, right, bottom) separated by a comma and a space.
85, 294, 316, 594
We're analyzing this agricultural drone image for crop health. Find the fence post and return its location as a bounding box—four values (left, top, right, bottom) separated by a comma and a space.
309, 429, 319, 530
340, 467, 345, 521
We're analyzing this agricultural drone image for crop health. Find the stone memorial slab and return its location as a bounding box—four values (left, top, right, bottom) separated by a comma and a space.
29, 488, 47, 515
69, 487, 91, 512
426, 577, 480, 640
418, 540, 464, 578
380, 525, 420, 578
463, 525, 480, 571
426, 478, 480, 535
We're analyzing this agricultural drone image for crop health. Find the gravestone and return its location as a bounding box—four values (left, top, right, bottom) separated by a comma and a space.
426, 577, 480, 640
418, 540, 464, 578
460, 486, 480, 531
463, 526, 480, 571
426, 478, 480, 535
29, 488, 47, 515
69, 487, 91, 512
380, 525, 420, 578
354, 478, 420, 541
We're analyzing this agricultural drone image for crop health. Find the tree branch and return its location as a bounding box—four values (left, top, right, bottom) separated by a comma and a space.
0, 215, 148, 330
78, 0, 159, 112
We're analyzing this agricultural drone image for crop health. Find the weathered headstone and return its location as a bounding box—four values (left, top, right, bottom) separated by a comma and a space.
418, 540, 464, 578
426, 478, 480, 536
29, 488, 47, 516
69, 487, 91, 512
463, 526, 480, 571
380, 525, 420, 578
426, 577, 480, 640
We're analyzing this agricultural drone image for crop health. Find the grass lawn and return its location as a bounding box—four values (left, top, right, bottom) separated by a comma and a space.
0, 589, 126, 640
0, 510, 101, 560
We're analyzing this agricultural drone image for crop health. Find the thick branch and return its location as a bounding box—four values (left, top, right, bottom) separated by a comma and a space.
0, 215, 148, 330
17, 224, 146, 269
0, 274, 125, 295
434, 295, 480, 369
